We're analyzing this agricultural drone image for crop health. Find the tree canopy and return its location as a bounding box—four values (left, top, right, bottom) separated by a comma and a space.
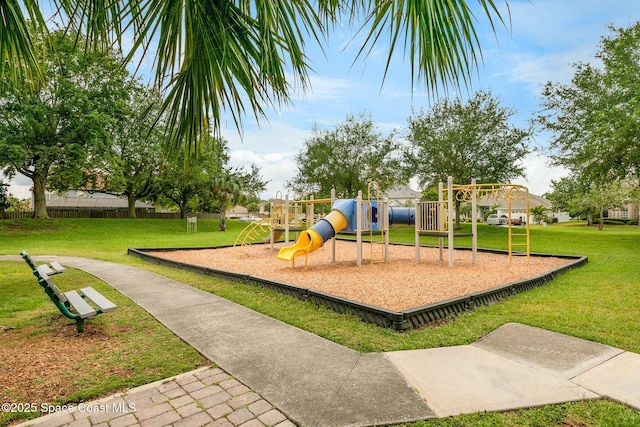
287, 112, 401, 199
158, 136, 267, 223
96, 84, 167, 218
536, 22, 640, 228
2, 0, 508, 153
403, 90, 529, 227
403, 89, 530, 189
0, 29, 131, 218
548, 175, 632, 230
537, 22, 640, 186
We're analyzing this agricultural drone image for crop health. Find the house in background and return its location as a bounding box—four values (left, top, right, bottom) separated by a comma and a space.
226, 205, 249, 219
476, 191, 570, 223
45, 190, 154, 213
383, 185, 422, 207
608, 203, 638, 220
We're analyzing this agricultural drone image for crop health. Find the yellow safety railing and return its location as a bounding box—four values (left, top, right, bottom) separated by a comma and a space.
450, 183, 530, 262
233, 219, 273, 257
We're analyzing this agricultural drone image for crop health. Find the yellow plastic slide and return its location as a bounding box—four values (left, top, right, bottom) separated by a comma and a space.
277, 209, 348, 261
276, 229, 324, 261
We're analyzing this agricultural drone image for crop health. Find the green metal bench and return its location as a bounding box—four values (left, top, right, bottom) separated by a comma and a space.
21, 251, 117, 332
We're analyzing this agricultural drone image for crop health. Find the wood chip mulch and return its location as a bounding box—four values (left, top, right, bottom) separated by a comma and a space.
149, 240, 573, 312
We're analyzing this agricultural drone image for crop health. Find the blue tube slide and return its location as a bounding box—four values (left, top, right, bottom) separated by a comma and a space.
277, 199, 416, 261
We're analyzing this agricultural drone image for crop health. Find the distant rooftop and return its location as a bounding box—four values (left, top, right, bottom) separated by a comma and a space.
383, 185, 422, 200
46, 191, 154, 211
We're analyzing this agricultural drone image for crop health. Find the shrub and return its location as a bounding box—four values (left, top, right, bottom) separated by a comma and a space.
603, 219, 627, 225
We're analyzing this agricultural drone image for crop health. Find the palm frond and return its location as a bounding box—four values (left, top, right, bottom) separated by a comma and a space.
0, 0, 47, 92
54, 0, 128, 51
127, 0, 328, 154
355, 0, 508, 97
3, 0, 507, 154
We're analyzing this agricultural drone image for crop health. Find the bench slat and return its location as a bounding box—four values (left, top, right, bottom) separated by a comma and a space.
44, 278, 68, 303
49, 261, 66, 274
80, 287, 117, 313
21, 251, 38, 270
63, 290, 97, 318
37, 264, 54, 279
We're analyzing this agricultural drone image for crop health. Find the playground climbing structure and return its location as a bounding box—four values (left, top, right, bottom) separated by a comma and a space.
233, 219, 273, 256
414, 177, 530, 266
451, 179, 531, 263
268, 192, 333, 249
269, 177, 530, 268
276, 184, 414, 267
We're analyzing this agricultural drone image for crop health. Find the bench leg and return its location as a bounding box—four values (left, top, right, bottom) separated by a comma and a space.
75, 318, 85, 333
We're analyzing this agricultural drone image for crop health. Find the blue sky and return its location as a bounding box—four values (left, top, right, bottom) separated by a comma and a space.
220, 0, 640, 199
7, 0, 640, 200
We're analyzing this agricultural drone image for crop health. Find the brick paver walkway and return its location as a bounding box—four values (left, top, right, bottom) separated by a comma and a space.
17, 367, 295, 427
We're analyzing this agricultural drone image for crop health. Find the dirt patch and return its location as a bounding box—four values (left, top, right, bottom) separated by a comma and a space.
149, 240, 574, 312
0, 321, 123, 407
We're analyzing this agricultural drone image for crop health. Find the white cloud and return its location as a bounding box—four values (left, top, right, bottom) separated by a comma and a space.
513, 154, 568, 196
303, 75, 359, 101
224, 121, 313, 198
3, 172, 32, 200
229, 149, 298, 198
223, 120, 311, 153
495, 50, 590, 93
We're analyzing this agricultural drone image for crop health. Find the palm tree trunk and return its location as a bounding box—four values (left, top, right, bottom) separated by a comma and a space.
219, 212, 227, 231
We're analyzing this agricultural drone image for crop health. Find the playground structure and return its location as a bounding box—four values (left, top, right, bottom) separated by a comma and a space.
233, 190, 333, 257
268, 191, 333, 249
417, 177, 531, 266
266, 184, 393, 267
234, 177, 531, 267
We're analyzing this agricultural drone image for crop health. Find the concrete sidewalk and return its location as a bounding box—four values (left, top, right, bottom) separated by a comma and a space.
4, 255, 640, 426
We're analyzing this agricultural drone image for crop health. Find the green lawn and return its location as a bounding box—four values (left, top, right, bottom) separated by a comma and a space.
1, 217, 639, 426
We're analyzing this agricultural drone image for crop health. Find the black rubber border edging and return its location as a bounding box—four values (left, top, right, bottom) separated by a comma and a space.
127, 244, 587, 331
